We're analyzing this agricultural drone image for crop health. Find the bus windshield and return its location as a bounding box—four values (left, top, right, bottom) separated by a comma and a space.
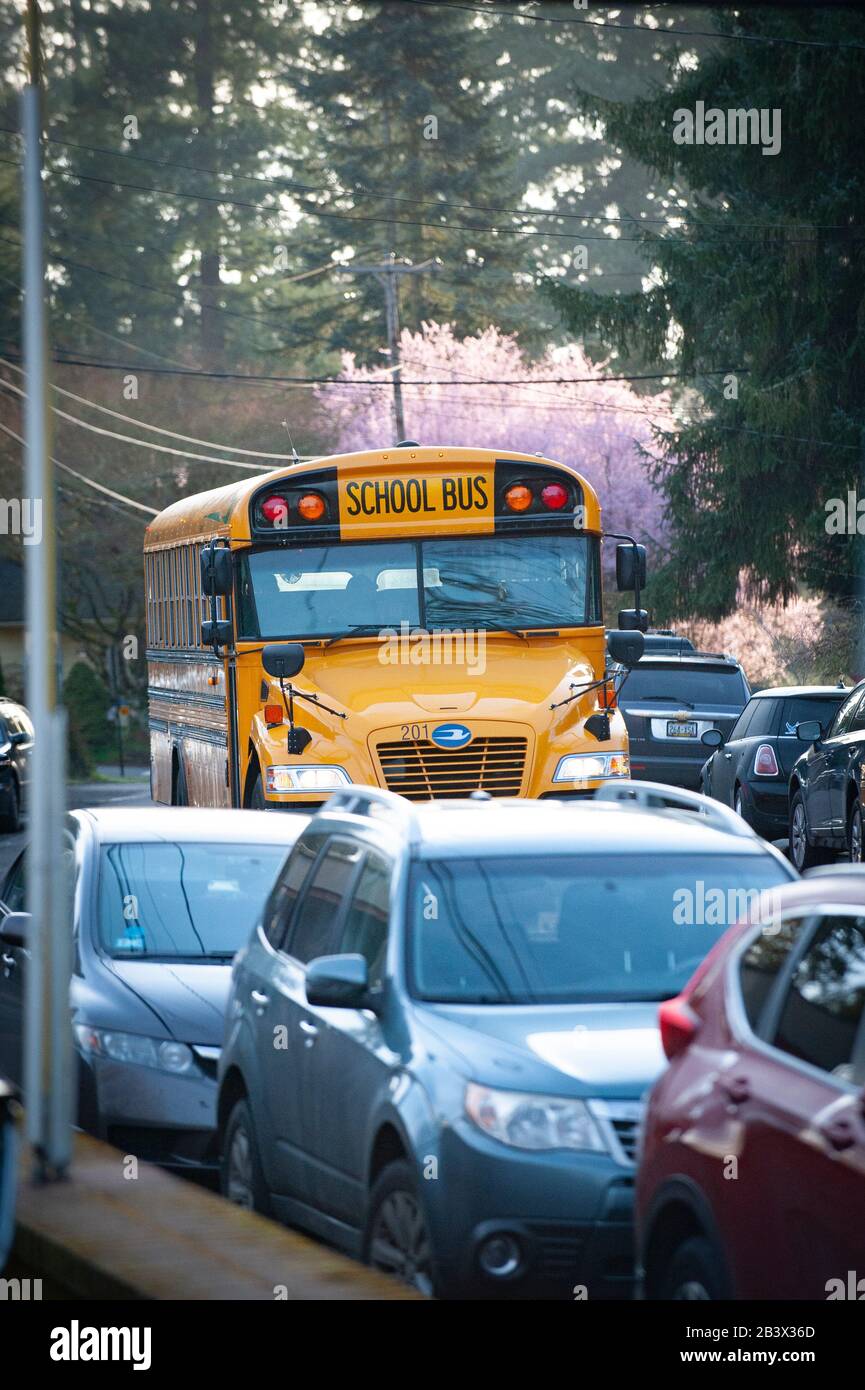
238, 533, 601, 639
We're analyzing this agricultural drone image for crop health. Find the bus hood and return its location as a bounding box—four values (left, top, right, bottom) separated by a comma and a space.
286, 634, 599, 720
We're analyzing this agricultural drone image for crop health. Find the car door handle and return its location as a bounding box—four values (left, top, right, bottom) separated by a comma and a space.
718, 1073, 751, 1105
250, 989, 270, 1012
819, 1115, 857, 1152
299, 1019, 319, 1048
1, 953, 15, 972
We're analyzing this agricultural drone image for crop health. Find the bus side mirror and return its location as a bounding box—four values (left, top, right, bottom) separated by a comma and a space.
616, 543, 647, 592
618, 608, 649, 632
200, 547, 233, 597
262, 643, 306, 680
607, 630, 645, 668
201, 619, 232, 648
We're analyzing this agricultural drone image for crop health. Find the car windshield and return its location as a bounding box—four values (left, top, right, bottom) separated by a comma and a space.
238, 533, 601, 638
97, 842, 287, 959
622, 665, 748, 705
408, 854, 790, 1004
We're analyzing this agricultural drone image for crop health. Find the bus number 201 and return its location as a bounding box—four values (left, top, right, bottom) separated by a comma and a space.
401, 723, 430, 741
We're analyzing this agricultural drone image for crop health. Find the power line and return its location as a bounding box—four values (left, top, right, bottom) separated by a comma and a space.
2, 151, 854, 250
0, 373, 265, 470
0, 355, 305, 460
0, 416, 158, 516
0, 346, 743, 387
398, 0, 865, 51
4, 124, 848, 234
0, 227, 341, 345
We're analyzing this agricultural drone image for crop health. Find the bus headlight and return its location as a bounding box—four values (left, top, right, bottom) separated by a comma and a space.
553, 752, 629, 782
266, 765, 352, 793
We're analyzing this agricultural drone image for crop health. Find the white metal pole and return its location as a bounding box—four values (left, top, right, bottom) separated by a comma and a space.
21, 0, 73, 1179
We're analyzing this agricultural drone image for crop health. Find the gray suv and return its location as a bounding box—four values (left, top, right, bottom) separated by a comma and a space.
618, 652, 750, 790
217, 783, 795, 1299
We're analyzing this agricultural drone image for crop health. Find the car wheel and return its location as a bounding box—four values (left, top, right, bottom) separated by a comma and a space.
221, 1098, 271, 1216
363, 1160, 435, 1297
0, 780, 21, 834
848, 801, 864, 862
658, 1235, 730, 1301
789, 791, 823, 870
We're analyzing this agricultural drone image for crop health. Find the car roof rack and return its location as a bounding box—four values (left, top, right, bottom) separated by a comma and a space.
801, 863, 865, 880
594, 779, 756, 838
320, 785, 421, 843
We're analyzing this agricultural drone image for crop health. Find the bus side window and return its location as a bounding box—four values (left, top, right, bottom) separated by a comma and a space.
179, 544, 187, 647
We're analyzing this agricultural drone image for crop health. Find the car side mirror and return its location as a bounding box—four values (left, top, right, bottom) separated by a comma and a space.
305, 953, 370, 1010
0, 911, 31, 948
701, 728, 724, 748
796, 720, 823, 744
606, 629, 645, 668
262, 643, 306, 680
8, 731, 28, 747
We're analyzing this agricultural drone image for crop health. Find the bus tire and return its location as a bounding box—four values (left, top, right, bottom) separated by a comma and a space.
248, 772, 267, 809
172, 751, 189, 807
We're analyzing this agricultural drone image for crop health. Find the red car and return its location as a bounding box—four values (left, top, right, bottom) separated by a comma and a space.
637, 871, 865, 1299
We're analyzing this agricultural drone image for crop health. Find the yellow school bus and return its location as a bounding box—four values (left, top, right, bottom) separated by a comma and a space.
143, 445, 646, 809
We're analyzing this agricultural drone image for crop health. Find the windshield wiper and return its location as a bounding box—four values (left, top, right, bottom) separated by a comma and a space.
323, 622, 387, 648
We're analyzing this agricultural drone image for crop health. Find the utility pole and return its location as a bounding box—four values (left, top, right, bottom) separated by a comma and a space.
337, 255, 438, 441
22, 0, 72, 1179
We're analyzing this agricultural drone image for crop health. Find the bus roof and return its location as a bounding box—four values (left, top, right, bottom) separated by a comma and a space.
143, 445, 602, 547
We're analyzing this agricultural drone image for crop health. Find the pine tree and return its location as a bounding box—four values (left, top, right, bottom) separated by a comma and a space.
545, 7, 865, 620
281, 1, 533, 359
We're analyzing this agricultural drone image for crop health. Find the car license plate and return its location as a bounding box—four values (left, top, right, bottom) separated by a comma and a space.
667, 720, 697, 739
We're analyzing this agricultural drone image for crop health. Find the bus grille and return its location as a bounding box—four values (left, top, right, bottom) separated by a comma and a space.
376, 737, 527, 800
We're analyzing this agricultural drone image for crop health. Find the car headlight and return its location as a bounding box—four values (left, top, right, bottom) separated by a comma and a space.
265, 765, 352, 793
465, 1082, 609, 1153
553, 751, 629, 783
74, 1025, 195, 1075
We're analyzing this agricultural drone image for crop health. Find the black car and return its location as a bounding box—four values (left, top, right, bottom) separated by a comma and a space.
638, 631, 696, 655
788, 679, 865, 870
700, 684, 849, 839
0, 699, 32, 833
617, 651, 750, 790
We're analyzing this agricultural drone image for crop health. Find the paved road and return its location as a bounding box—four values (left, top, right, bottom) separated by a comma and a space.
0, 769, 153, 883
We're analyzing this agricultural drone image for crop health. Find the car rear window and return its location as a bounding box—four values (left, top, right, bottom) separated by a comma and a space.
623, 665, 749, 706
780, 695, 847, 735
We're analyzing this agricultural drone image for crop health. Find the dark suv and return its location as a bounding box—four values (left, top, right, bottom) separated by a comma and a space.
618, 653, 750, 791
788, 679, 865, 869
